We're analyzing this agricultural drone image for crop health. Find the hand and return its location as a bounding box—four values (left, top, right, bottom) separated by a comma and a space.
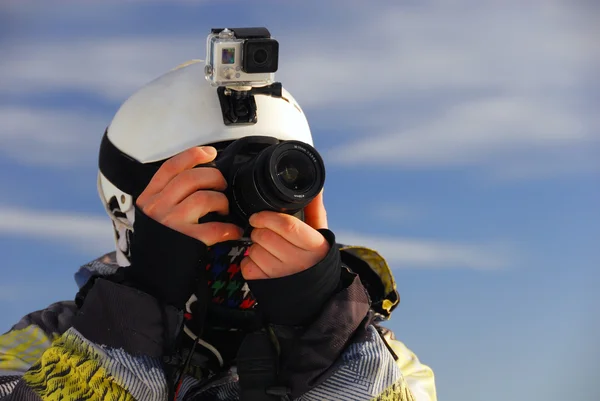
135, 146, 244, 245
241, 191, 330, 280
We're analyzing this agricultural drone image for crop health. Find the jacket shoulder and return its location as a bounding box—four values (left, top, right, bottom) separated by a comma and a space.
339, 244, 399, 319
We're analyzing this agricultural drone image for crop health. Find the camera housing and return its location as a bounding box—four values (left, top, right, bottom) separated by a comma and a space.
198, 136, 325, 230
205, 27, 279, 88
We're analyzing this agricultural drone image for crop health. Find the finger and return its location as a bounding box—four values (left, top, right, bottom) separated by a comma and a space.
178, 222, 244, 246
246, 243, 295, 278
247, 243, 284, 276
170, 190, 231, 223
155, 167, 227, 208
137, 146, 217, 207
240, 256, 270, 280
250, 228, 307, 265
143, 189, 229, 223
303, 190, 328, 230
249, 211, 326, 251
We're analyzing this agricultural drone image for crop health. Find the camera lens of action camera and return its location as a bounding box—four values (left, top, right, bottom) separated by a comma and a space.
275, 151, 315, 192
242, 38, 279, 73
252, 48, 269, 65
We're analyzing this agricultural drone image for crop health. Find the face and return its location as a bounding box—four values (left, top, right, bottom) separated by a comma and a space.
105, 139, 311, 313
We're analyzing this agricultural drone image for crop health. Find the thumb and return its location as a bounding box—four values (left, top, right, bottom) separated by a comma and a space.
303, 190, 328, 230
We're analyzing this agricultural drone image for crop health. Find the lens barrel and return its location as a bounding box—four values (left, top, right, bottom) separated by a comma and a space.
231, 141, 325, 218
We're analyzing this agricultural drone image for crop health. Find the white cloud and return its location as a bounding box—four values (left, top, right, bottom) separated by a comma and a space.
0, 206, 114, 254
0, 205, 511, 271
0, 38, 200, 102
2, 2, 595, 106
0, 0, 597, 177
0, 107, 108, 166
279, 2, 599, 176
278, 2, 597, 105
324, 95, 598, 168
369, 203, 421, 224
337, 230, 512, 271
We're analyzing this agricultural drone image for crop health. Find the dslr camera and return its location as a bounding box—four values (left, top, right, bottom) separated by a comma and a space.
201, 28, 325, 230
199, 136, 325, 230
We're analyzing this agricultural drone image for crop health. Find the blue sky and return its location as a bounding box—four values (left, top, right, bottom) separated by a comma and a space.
0, 1, 598, 400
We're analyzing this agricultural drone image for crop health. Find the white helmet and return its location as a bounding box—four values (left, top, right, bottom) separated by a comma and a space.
97, 60, 313, 266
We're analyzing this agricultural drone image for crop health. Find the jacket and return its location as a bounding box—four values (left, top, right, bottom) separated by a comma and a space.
0, 248, 436, 401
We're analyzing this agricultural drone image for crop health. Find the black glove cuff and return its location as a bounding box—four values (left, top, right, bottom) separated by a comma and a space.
247, 229, 341, 326
123, 206, 208, 309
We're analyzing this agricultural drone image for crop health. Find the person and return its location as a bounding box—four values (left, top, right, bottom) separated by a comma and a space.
0, 59, 436, 401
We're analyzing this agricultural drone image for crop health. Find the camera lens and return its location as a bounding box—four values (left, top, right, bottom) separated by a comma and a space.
243, 38, 279, 73
275, 151, 315, 192
262, 141, 325, 206
229, 139, 325, 223
253, 48, 269, 65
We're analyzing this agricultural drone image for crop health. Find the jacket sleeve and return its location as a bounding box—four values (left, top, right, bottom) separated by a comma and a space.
290, 288, 437, 401
380, 327, 437, 401
259, 268, 417, 401
0, 279, 181, 401
300, 324, 417, 401
0, 301, 76, 397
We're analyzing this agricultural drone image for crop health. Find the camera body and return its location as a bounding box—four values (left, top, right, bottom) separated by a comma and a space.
205, 27, 279, 88
198, 136, 325, 230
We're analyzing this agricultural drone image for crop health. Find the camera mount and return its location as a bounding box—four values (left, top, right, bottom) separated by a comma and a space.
217, 82, 283, 126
